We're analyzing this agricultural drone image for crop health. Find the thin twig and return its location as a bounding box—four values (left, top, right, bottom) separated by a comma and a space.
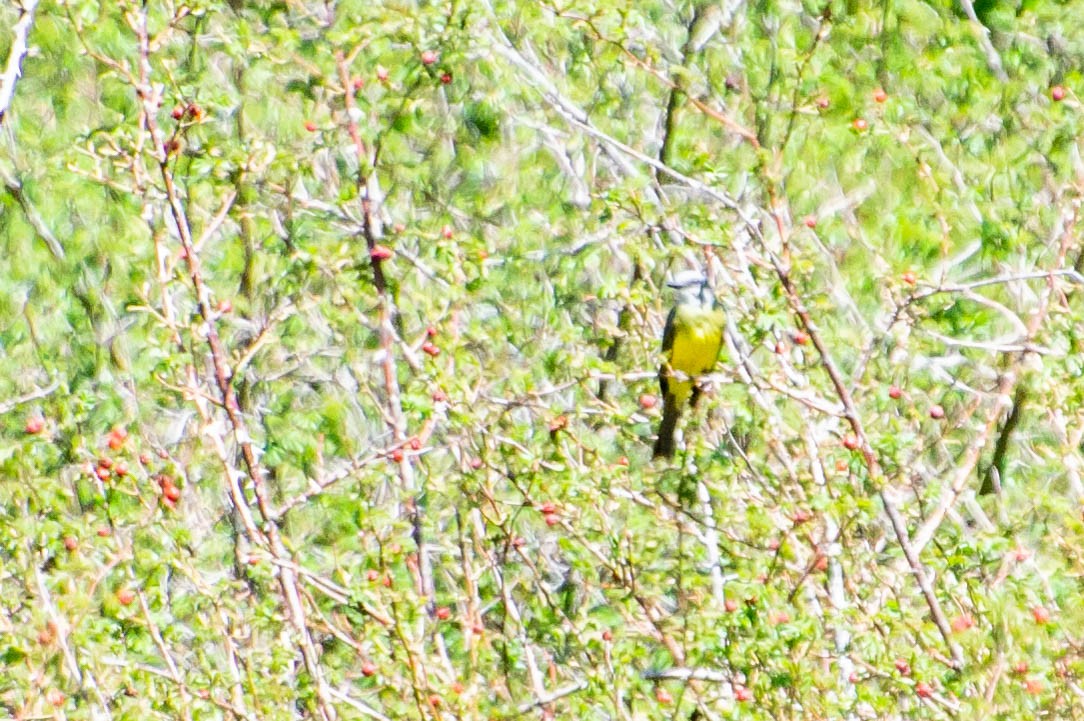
0, 168, 65, 259
0, 378, 59, 414
912, 269, 1084, 299
766, 208, 964, 668
129, 4, 337, 717
957, 0, 1008, 81
516, 681, 589, 712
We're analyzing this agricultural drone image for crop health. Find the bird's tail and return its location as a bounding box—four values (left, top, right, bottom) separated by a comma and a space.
652, 394, 682, 458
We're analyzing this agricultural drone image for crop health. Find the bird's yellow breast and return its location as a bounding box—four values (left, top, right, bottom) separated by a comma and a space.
665, 305, 724, 406
669, 306, 724, 375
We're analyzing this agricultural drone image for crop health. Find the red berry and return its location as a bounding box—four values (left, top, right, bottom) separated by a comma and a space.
376, 66, 389, 82
1032, 605, 1050, 624
842, 434, 859, 451
163, 483, 182, 502
601, 629, 613, 641
616, 456, 629, 466
421, 342, 440, 357
25, 416, 45, 434
366, 569, 380, 582
426, 325, 438, 337
915, 681, 933, 698
815, 96, 830, 109
63, 536, 78, 552
895, 659, 911, 676
97, 527, 111, 537
469, 457, 483, 470
872, 88, 887, 103
95, 466, 111, 481
117, 588, 136, 606
432, 390, 447, 402
734, 685, 753, 702
654, 688, 672, 704
929, 404, 945, 420
217, 299, 233, 313
888, 385, 902, 399
451, 681, 465, 694
1052, 85, 1067, 101
1025, 678, 1043, 695
441, 225, 454, 239
409, 437, 421, 451
544, 513, 560, 527
539, 502, 557, 515
440, 72, 452, 85
352, 76, 364, 91
171, 104, 185, 120
420, 50, 438, 66
370, 244, 394, 261
393, 222, 406, 233
793, 331, 809, 345
814, 554, 829, 571
435, 606, 451, 620
1013, 661, 1029, 675
391, 449, 404, 463
768, 610, 790, 625
951, 614, 974, 633
802, 214, 817, 228
106, 427, 127, 451
46, 689, 65, 707
835, 458, 848, 472
511, 536, 526, 548
547, 415, 568, 433
428, 694, 441, 708
852, 117, 868, 131
303, 121, 317, 132
638, 393, 657, 410
186, 104, 203, 120
725, 598, 739, 613
901, 271, 917, 286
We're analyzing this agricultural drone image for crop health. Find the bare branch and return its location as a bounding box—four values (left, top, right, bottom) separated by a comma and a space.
0, 0, 38, 124
0, 166, 65, 259
0, 378, 59, 414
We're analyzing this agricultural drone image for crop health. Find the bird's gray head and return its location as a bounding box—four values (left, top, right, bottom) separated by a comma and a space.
667, 270, 713, 306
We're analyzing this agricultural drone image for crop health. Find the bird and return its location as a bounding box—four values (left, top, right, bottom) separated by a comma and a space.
652, 270, 725, 458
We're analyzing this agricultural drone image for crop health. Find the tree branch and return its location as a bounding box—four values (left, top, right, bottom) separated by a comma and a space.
0, 0, 38, 124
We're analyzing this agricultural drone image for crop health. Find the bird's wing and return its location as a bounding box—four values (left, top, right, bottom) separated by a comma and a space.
661, 305, 678, 358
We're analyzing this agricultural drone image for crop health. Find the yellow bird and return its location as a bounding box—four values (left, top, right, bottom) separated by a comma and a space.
653, 271, 725, 458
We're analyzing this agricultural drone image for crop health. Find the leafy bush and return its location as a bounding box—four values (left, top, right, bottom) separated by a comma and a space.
2, 0, 1084, 718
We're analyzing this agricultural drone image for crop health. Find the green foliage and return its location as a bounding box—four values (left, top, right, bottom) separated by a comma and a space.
3, 0, 1084, 718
